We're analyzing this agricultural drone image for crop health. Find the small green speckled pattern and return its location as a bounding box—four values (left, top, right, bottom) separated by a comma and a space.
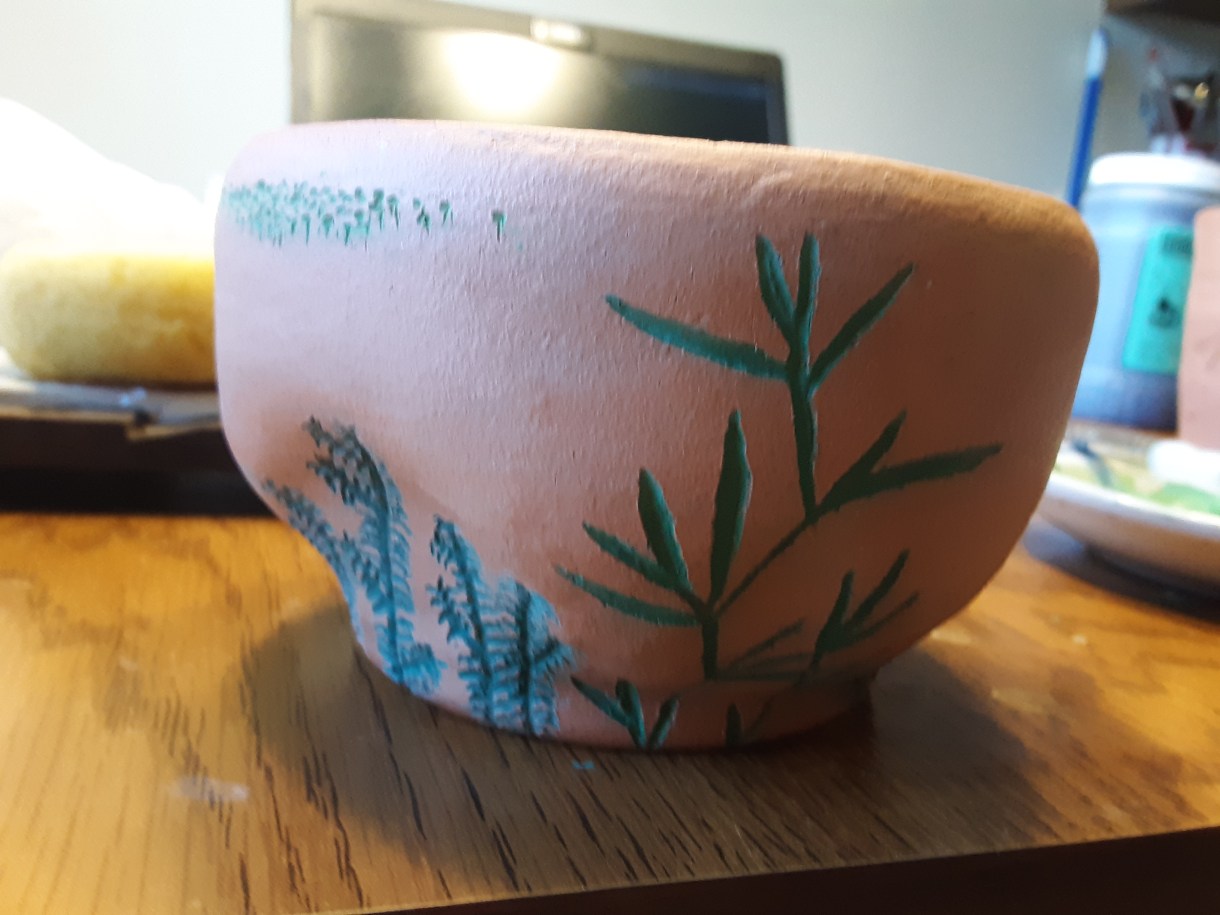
221, 181, 465, 246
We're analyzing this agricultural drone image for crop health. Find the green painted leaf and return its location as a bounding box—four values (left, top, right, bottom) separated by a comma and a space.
857, 443, 1003, 503
809, 570, 856, 672
615, 680, 647, 747
725, 704, 745, 747
571, 677, 631, 728
794, 234, 821, 351
818, 413, 907, 512
721, 620, 805, 667
582, 523, 680, 593
638, 470, 691, 590
779, 234, 820, 519
647, 696, 680, 749
848, 551, 910, 628
806, 263, 915, 394
606, 296, 786, 380
856, 412, 907, 474
856, 591, 919, 642
830, 571, 855, 625
755, 235, 796, 340
791, 387, 818, 520
708, 411, 753, 604
810, 563, 917, 673
820, 412, 1000, 517
556, 569, 699, 628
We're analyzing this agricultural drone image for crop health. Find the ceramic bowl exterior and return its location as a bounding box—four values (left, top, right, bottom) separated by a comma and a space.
215, 121, 1098, 749
1181, 206, 1220, 451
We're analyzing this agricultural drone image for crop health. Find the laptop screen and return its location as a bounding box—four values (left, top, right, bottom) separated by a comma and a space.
294, 4, 787, 145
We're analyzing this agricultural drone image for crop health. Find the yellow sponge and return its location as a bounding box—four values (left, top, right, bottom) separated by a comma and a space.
0, 243, 215, 386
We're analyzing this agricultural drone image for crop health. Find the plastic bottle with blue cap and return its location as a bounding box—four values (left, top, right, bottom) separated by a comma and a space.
1072, 152, 1220, 429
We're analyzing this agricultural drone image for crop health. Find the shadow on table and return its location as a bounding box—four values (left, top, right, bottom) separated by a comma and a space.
0, 468, 270, 516
1023, 520, 1218, 626
234, 599, 1086, 908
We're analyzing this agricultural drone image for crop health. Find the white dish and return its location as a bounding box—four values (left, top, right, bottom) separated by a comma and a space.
1037, 422, 1220, 596
0, 346, 218, 439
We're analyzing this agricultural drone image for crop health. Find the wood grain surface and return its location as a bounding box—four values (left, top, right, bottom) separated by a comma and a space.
0, 511, 1217, 914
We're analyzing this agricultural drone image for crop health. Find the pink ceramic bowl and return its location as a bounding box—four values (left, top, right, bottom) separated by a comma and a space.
215, 121, 1097, 749
1181, 206, 1220, 450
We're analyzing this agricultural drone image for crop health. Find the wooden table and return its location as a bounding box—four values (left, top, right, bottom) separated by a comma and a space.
1, 509, 1217, 914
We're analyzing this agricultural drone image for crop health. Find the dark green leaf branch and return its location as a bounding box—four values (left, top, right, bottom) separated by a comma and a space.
708, 411, 753, 604
724, 549, 918, 747
563, 234, 1001, 693
606, 296, 786, 380
718, 620, 807, 682
611, 234, 912, 523
804, 551, 919, 679
571, 677, 679, 749
716, 412, 1001, 619
558, 411, 754, 678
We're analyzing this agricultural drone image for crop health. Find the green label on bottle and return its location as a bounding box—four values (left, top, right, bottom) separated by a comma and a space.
1122, 226, 1193, 375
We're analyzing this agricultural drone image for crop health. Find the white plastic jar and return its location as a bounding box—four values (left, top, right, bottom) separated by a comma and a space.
1072, 153, 1220, 429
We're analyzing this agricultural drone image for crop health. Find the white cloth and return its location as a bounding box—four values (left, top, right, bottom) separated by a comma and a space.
0, 98, 210, 259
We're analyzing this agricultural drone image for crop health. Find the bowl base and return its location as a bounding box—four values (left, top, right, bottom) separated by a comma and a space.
356, 637, 873, 751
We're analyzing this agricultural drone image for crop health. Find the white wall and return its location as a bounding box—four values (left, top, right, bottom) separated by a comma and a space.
0, 0, 290, 197
0, 0, 1106, 198
473, 0, 1103, 195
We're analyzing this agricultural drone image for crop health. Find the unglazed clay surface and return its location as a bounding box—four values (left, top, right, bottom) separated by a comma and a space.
215, 121, 1098, 749
1181, 206, 1220, 451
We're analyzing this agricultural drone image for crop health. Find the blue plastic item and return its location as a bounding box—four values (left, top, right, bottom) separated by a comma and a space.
1066, 29, 1108, 210
1072, 153, 1220, 429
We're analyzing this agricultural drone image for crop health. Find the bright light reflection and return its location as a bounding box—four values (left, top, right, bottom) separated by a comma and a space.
445, 32, 563, 117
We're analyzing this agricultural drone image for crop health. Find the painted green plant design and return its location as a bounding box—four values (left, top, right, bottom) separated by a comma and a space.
560, 234, 1003, 746
223, 181, 403, 245
223, 179, 463, 246
725, 552, 916, 746
266, 420, 441, 693
430, 521, 574, 737
268, 421, 573, 735
570, 678, 679, 750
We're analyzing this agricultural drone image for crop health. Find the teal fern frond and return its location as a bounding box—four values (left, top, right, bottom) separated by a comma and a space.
431, 519, 574, 736
430, 518, 495, 721
487, 580, 575, 735
302, 420, 441, 694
